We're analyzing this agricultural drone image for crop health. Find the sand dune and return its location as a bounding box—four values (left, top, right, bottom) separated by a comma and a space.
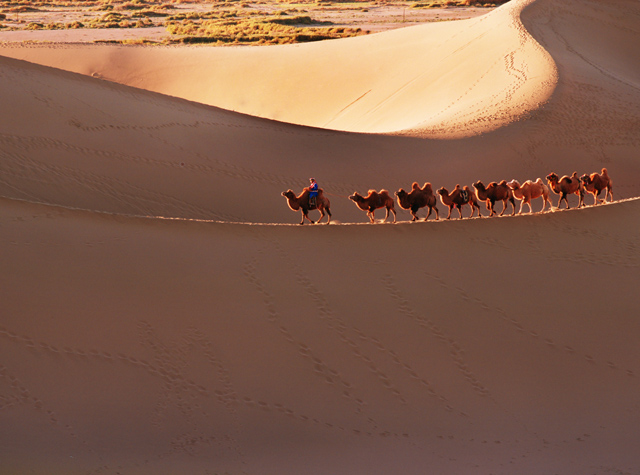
0, 0, 557, 136
1, 0, 640, 473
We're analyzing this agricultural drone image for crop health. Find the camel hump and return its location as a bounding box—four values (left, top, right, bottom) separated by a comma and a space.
499, 180, 508, 186
411, 182, 420, 190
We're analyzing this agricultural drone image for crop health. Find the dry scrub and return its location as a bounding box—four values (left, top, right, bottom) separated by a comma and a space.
0, 0, 507, 44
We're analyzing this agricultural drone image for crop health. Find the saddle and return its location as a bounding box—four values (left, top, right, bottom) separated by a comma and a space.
460, 189, 469, 202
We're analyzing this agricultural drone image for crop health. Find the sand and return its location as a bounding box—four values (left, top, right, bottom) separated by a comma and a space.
1, 0, 639, 473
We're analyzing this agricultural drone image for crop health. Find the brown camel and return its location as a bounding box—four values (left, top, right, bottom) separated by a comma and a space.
349, 189, 396, 223
437, 184, 481, 219
281, 188, 331, 225
395, 182, 439, 221
472, 180, 516, 217
507, 178, 551, 214
581, 168, 613, 204
546, 172, 585, 209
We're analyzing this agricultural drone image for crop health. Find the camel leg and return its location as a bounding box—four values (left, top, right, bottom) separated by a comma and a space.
369, 210, 376, 224
411, 209, 418, 221
457, 205, 464, 219
300, 210, 310, 224
390, 207, 397, 224
489, 200, 496, 217
302, 210, 315, 224
383, 208, 390, 223
434, 205, 439, 220
595, 190, 603, 205
509, 197, 516, 216
317, 209, 326, 223
325, 208, 332, 225
542, 197, 550, 212
518, 200, 525, 214
424, 207, 432, 221
446, 206, 453, 220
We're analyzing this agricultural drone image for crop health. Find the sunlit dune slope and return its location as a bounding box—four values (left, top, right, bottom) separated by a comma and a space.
0, 0, 557, 136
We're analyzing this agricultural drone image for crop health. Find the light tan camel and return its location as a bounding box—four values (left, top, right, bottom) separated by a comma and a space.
507, 178, 551, 214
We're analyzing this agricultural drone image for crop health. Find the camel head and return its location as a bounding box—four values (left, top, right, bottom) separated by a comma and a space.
507, 179, 520, 190
472, 180, 485, 191
580, 174, 592, 185
437, 187, 448, 196
349, 193, 361, 203
282, 190, 295, 198
546, 172, 559, 184
395, 189, 407, 198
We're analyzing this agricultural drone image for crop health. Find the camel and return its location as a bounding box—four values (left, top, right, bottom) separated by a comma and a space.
507, 178, 551, 214
546, 172, 585, 209
395, 182, 439, 221
437, 184, 481, 219
349, 189, 396, 223
581, 168, 613, 204
472, 180, 516, 217
281, 188, 331, 225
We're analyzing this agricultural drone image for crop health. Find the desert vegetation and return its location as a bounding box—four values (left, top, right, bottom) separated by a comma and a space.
0, 0, 508, 44
166, 14, 364, 44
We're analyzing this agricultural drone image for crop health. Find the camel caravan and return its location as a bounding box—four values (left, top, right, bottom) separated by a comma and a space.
281, 168, 613, 224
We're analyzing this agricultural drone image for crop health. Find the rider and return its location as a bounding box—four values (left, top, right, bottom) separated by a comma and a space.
308, 178, 319, 207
